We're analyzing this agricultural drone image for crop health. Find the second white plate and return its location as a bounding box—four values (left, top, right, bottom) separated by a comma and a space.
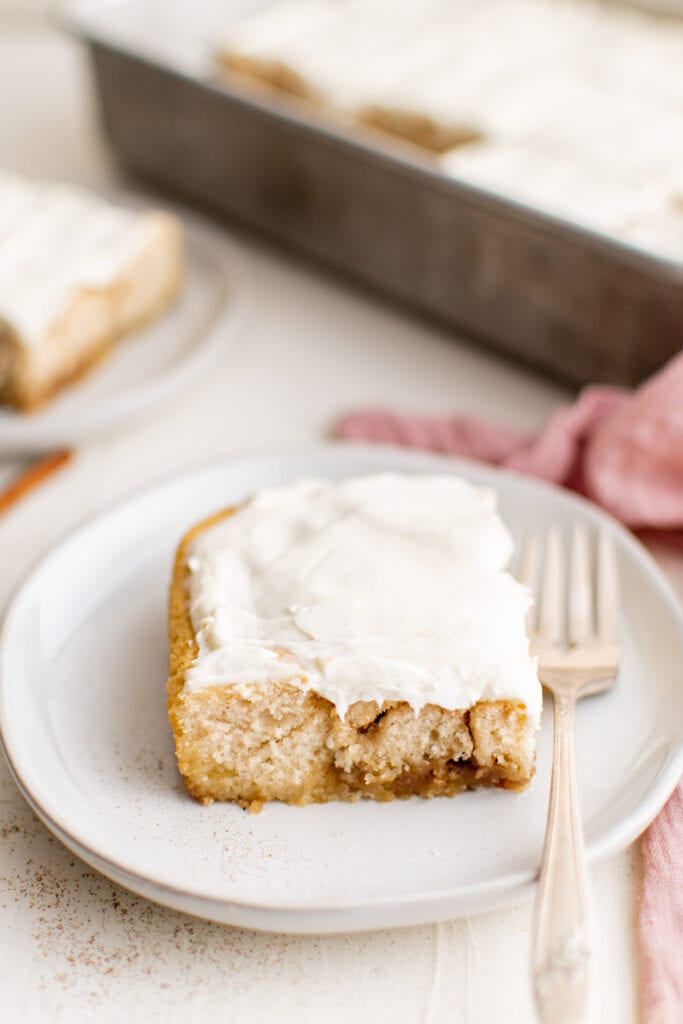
2, 444, 683, 933
0, 208, 250, 455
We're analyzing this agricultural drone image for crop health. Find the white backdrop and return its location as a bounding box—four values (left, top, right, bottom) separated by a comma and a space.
0, 0, 51, 16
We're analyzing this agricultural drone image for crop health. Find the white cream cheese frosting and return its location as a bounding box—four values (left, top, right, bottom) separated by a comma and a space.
0, 173, 159, 346
183, 473, 541, 726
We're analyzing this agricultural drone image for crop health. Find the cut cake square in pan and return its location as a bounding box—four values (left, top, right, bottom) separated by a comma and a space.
0, 173, 184, 411
167, 473, 541, 809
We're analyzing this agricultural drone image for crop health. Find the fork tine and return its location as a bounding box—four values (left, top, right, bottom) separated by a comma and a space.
538, 527, 565, 644
519, 531, 540, 591
569, 523, 594, 645
597, 529, 619, 645
518, 532, 541, 630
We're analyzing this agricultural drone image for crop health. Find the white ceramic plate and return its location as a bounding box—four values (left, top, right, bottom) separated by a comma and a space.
0, 211, 249, 455
2, 444, 683, 934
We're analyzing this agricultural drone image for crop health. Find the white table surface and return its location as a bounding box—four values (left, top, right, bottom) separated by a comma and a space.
2, 15, 680, 1024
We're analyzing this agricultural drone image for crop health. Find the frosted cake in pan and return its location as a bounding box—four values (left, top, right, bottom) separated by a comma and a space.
216, 0, 683, 257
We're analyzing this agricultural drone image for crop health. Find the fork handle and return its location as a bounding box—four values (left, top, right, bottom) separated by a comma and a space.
531, 692, 591, 1024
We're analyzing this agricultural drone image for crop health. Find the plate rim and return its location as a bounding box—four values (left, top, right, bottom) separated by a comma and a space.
0, 205, 252, 455
2, 442, 683, 931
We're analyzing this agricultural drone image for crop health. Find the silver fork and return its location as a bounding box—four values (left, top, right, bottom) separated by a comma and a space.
519, 525, 620, 1024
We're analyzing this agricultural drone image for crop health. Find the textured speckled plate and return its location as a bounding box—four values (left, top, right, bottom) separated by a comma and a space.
2, 445, 683, 933
0, 206, 250, 455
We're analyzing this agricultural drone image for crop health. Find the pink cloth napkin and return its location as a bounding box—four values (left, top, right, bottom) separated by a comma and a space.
338, 353, 683, 531
641, 785, 683, 1022
336, 351, 683, 1023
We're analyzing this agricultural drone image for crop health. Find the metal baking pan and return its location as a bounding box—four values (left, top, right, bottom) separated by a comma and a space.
60, 0, 683, 387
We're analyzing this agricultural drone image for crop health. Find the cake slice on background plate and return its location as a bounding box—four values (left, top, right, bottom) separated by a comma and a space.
0, 173, 184, 411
